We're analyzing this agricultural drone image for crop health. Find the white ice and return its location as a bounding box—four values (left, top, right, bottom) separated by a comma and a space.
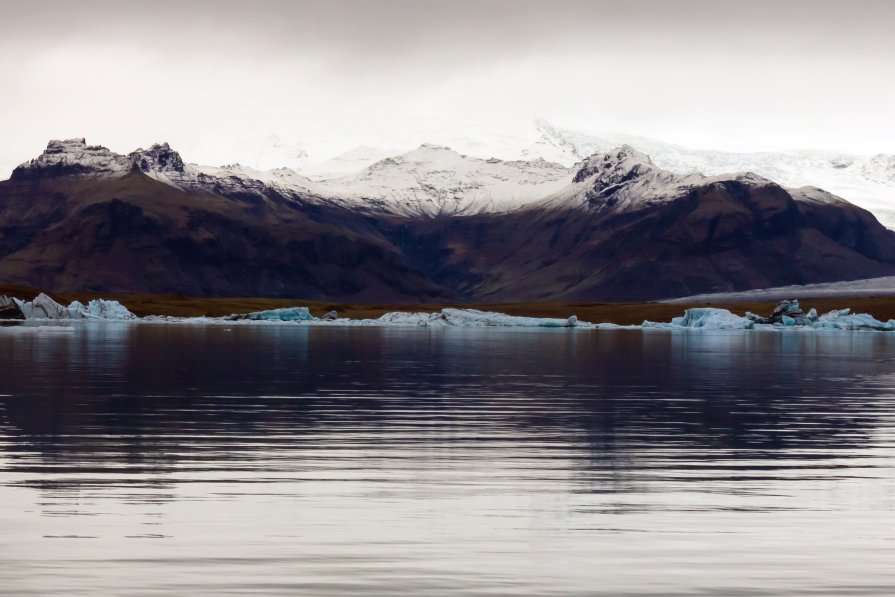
6, 293, 895, 334
225, 306, 314, 322
643, 307, 755, 330
370, 308, 579, 328
1, 293, 136, 321
643, 306, 895, 332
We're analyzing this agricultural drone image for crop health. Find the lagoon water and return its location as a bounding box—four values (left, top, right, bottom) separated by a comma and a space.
1, 323, 895, 595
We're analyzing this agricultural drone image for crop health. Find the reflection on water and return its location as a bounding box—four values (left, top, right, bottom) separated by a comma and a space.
1, 324, 895, 595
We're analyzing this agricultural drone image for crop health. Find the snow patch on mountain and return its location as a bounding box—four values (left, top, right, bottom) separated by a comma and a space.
312, 144, 572, 216
8, 131, 889, 222
540, 145, 781, 213
12, 138, 133, 179
301, 146, 404, 178
528, 121, 895, 227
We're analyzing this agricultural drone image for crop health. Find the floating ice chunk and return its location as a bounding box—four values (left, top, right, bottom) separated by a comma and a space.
643, 307, 754, 330
66, 299, 135, 320
67, 300, 87, 319
371, 308, 580, 328
14, 293, 72, 320
85, 299, 136, 320
441, 308, 577, 327
225, 306, 314, 322
2, 294, 135, 321
376, 311, 447, 326
813, 309, 895, 331
647, 303, 895, 332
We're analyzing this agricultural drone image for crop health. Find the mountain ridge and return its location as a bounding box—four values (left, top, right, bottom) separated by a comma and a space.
3, 136, 894, 302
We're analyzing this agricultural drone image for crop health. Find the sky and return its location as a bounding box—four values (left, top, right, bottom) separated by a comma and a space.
1, 0, 893, 174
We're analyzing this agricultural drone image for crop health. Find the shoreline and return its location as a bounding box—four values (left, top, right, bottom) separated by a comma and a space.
4, 284, 895, 326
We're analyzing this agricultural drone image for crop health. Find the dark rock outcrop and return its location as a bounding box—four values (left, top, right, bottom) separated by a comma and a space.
746, 300, 819, 326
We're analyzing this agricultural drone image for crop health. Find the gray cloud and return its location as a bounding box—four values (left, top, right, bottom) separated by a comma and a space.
1, 0, 893, 174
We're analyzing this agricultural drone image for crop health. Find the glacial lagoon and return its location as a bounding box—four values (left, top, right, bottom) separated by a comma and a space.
2, 323, 895, 595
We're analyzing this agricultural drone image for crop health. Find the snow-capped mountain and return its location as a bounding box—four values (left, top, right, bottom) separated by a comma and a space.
9, 137, 864, 221
255, 118, 895, 227
311, 144, 571, 216
540, 144, 846, 214
12, 138, 575, 217
5, 136, 895, 302
521, 121, 895, 228
300, 146, 403, 178
13, 138, 332, 205
12, 116, 891, 225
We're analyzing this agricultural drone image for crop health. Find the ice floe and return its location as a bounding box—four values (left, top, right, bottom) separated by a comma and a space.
224, 306, 314, 322
70, 299, 138, 320
4, 293, 895, 334
368, 308, 579, 328
140, 308, 584, 328
644, 300, 895, 332
643, 307, 755, 330
0, 293, 136, 321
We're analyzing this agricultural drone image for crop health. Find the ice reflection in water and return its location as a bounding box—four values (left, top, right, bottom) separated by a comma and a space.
1, 323, 895, 595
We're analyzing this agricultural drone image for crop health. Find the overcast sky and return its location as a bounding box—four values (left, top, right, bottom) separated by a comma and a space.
1, 0, 893, 173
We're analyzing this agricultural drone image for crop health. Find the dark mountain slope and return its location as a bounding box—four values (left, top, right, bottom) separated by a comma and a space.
389, 163, 895, 301
0, 170, 447, 301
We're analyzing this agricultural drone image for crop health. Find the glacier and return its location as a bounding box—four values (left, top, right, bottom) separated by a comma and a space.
666, 275, 895, 303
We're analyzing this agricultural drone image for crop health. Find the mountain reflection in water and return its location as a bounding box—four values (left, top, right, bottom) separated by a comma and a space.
2, 324, 895, 595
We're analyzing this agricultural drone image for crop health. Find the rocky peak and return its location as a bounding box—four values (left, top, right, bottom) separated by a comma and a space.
44, 138, 86, 153
11, 138, 131, 180
573, 145, 656, 184
10, 138, 194, 182
129, 143, 186, 174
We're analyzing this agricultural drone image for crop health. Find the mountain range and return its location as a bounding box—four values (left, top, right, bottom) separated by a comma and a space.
292, 119, 895, 228
1, 136, 894, 303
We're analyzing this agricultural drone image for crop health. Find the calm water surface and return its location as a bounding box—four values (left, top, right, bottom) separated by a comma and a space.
1, 323, 895, 595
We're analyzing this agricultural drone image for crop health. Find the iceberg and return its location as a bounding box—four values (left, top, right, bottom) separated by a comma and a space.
68, 299, 137, 320
643, 307, 754, 330
0, 293, 136, 321
372, 308, 580, 328
375, 311, 446, 326
85, 299, 136, 320
443, 308, 577, 328
224, 306, 314, 322
644, 301, 895, 332
5, 292, 895, 334
813, 309, 895, 331
10, 293, 74, 320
